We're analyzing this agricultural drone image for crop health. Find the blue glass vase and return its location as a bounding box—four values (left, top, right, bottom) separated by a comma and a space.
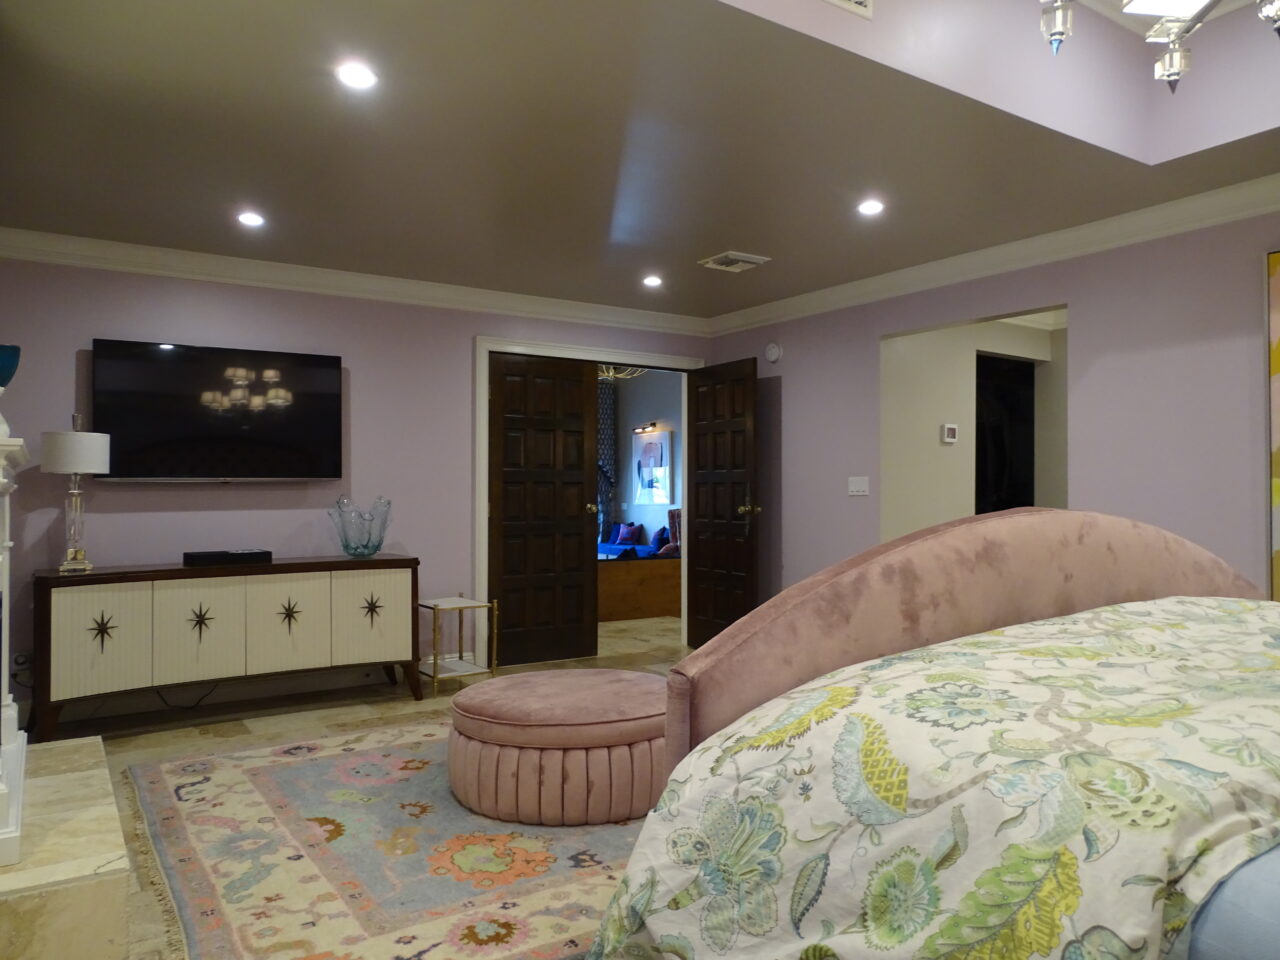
0, 346, 19, 389
0, 345, 18, 439
329, 495, 391, 557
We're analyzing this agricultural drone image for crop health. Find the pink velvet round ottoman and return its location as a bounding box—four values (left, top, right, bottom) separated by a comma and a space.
448, 669, 666, 826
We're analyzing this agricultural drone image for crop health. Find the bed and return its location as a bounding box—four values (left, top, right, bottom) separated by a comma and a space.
589, 508, 1279, 960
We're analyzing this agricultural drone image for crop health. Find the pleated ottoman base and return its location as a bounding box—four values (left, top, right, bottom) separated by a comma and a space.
448, 728, 665, 825
447, 669, 668, 826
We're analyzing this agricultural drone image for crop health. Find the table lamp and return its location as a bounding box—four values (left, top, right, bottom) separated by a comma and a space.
40, 418, 110, 573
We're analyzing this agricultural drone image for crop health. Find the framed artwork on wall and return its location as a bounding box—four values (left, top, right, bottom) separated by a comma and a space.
1270, 251, 1280, 598
632, 430, 671, 506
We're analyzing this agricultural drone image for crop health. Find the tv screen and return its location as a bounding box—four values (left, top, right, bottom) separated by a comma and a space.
92, 339, 342, 481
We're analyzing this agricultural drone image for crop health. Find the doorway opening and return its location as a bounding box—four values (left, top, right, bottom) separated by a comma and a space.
473, 337, 703, 673
975, 354, 1036, 514
879, 309, 1067, 542
596, 366, 685, 658
475, 339, 762, 669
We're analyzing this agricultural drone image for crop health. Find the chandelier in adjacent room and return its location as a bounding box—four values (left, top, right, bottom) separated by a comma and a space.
597, 364, 649, 381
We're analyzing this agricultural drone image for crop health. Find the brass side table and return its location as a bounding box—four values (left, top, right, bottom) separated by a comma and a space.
418, 595, 499, 696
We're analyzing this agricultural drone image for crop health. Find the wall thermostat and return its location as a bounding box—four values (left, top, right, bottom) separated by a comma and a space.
764, 342, 782, 363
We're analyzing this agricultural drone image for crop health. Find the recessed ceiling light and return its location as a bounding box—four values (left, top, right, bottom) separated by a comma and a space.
857, 198, 885, 217
642, 275, 663, 288
237, 210, 266, 228
158, 344, 175, 350
335, 60, 378, 90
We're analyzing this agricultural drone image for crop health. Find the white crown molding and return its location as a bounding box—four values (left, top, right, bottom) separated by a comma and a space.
996, 309, 1068, 332
707, 172, 1280, 335
0, 227, 710, 337
3, 170, 1277, 341
473, 336, 705, 371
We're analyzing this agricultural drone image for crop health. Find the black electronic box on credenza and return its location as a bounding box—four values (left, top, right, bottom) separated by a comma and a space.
183, 549, 273, 567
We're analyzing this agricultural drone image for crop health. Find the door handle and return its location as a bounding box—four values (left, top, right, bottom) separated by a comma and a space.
586, 503, 599, 515
737, 485, 761, 534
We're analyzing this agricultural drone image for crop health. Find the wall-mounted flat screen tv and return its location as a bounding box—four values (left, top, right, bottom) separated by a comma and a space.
92, 339, 342, 481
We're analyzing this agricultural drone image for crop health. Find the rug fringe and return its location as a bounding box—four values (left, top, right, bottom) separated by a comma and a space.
118, 766, 191, 960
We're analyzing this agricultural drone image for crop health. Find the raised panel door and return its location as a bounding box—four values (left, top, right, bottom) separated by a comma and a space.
687, 357, 758, 647
488, 353, 598, 665
331, 568, 412, 665
153, 576, 246, 685
245, 572, 331, 674
50, 581, 153, 700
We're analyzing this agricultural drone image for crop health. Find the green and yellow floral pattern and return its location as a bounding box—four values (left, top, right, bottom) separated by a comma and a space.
591, 597, 1280, 959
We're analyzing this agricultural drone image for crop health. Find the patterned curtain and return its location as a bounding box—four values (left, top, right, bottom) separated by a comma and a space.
597, 379, 618, 541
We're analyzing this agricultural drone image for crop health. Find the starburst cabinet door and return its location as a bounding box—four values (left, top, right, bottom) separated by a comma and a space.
153, 577, 247, 685
50, 581, 153, 700
330, 568, 411, 666
245, 572, 332, 674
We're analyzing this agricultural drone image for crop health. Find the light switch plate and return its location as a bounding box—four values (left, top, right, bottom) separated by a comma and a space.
848, 476, 870, 496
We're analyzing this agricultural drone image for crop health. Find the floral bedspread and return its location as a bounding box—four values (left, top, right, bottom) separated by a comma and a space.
590, 597, 1280, 960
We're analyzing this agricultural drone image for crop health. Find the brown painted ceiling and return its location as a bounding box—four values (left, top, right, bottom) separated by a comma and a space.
2, 0, 1279, 319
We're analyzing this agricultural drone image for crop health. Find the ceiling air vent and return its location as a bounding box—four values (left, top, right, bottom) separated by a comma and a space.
699, 251, 772, 273
821, 0, 871, 18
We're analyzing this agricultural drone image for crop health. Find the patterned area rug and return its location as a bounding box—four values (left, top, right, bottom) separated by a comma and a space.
129, 718, 636, 959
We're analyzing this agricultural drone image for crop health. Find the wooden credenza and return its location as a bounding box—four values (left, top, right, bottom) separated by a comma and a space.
32, 555, 420, 740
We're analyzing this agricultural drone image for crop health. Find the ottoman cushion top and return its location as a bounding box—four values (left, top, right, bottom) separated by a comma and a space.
451, 668, 666, 749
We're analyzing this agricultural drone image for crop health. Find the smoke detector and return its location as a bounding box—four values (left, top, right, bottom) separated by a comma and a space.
698, 250, 772, 273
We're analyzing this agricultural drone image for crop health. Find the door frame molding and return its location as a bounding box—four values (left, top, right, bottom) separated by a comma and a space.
473, 336, 705, 662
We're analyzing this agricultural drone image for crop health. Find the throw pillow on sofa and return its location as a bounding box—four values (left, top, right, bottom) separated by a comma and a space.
651, 526, 670, 550
616, 523, 645, 545
603, 521, 621, 544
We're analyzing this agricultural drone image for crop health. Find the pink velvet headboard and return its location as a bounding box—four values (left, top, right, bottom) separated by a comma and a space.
665, 507, 1262, 776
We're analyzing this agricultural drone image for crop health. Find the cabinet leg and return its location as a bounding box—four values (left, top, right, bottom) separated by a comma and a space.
405, 662, 423, 701
34, 701, 62, 743
382, 664, 398, 686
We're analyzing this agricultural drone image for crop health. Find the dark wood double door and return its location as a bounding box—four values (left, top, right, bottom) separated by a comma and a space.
488, 352, 758, 665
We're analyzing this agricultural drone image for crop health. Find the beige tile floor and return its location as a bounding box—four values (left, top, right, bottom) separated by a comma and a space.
75, 617, 689, 959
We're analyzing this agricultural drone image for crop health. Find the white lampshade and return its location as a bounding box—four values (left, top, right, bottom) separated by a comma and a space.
40, 431, 111, 475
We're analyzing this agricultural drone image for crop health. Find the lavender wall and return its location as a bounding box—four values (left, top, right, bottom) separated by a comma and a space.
0, 259, 708, 686
3, 210, 1277, 703
1143, 6, 1280, 165
711, 213, 1280, 593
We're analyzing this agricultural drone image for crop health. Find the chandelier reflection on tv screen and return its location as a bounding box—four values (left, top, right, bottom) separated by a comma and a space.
201, 366, 293, 413
92, 339, 342, 481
